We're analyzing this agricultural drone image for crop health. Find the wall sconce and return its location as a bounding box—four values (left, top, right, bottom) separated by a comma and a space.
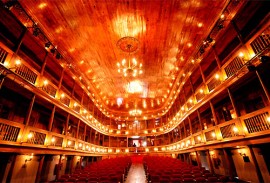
23, 154, 33, 168
232, 126, 239, 134
67, 140, 72, 147
238, 149, 247, 157
37, 80, 48, 88
51, 137, 55, 145
27, 132, 33, 139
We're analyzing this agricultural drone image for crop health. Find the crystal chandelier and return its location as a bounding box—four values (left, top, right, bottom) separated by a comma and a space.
129, 109, 142, 116
117, 42, 143, 77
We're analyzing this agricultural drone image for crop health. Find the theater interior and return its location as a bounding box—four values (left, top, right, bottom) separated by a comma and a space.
0, 0, 270, 182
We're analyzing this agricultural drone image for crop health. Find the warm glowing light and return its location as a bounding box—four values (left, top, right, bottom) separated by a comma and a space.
200, 89, 204, 93
67, 141, 72, 146
27, 132, 33, 139
125, 149, 129, 153
129, 109, 142, 116
127, 80, 143, 93
145, 148, 149, 152
142, 141, 147, 147
211, 132, 216, 138
43, 80, 48, 86
215, 74, 220, 79
79, 143, 82, 147
15, 59, 21, 66
154, 147, 158, 151
220, 14, 225, 19
113, 14, 146, 37
267, 116, 270, 122
38, 3, 47, 9
197, 136, 201, 141
3, 62, 10, 67
197, 22, 203, 27
239, 52, 244, 58
233, 126, 239, 133
61, 93, 65, 98
187, 43, 192, 47
117, 98, 123, 106
51, 137, 55, 143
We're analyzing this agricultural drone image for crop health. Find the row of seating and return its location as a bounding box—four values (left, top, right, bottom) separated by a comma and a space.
55, 157, 131, 183
143, 156, 235, 183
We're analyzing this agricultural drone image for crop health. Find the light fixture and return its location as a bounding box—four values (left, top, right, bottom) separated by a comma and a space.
117, 37, 142, 77
129, 109, 142, 116
238, 149, 247, 157
117, 50, 142, 77
45, 42, 51, 49
33, 27, 40, 37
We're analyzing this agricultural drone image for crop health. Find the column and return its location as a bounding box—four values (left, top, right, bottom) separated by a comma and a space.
206, 150, 215, 173
35, 155, 45, 183
209, 101, 218, 126
248, 145, 264, 183
48, 105, 56, 131
227, 88, 240, 117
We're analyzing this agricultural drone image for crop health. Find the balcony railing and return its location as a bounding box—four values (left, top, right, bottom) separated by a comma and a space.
0, 122, 20, 142
0, 46, 8, 64
243, 111, 270, 133
0, 106, 269, 154
15, 63, 37, 84
250, 26, 270, 54
27, 130, 46, 145
42, 83, 57, 97
224, 56, 244, 78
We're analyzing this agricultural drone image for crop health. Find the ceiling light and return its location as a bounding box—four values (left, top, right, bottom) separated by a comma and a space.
117, 42, 142, 77
45, 42, 51, 49
129, 109, 142, 116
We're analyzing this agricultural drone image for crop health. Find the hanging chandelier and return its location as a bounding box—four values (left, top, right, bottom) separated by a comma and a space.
117, 36, 143, 77
129, 109, 142, 116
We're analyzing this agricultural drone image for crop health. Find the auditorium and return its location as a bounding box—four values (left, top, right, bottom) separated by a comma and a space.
0, 0, 269, 182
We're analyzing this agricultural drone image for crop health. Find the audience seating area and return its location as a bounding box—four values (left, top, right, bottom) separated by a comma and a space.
55, 157, 131, 183
143, 156, 241, 183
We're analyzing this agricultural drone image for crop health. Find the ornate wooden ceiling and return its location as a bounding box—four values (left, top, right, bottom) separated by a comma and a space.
18, 0, 229, 120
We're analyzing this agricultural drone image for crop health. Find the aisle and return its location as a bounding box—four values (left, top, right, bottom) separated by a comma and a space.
125, 163, 147, 183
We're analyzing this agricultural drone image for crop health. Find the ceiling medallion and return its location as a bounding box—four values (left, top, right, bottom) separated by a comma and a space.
117, 36, 139, 53
117, 37, 142, 77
